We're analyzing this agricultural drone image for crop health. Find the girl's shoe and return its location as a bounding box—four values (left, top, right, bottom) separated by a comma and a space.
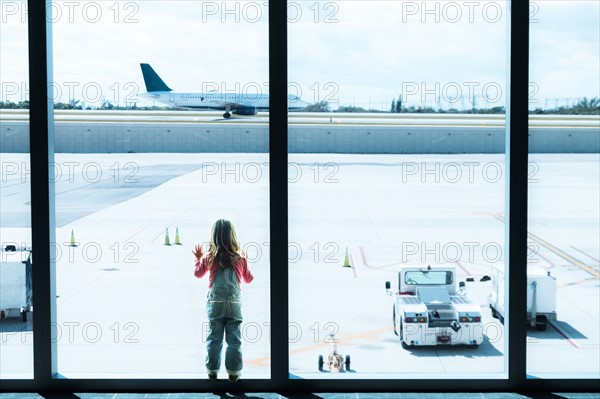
208, 372, 218, 380
228, 374, 239, 382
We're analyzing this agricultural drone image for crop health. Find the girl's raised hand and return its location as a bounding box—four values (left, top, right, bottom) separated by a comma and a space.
192, 244, 204, 261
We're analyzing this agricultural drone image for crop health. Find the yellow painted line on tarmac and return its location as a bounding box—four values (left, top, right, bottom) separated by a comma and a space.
557, 277, 597, 289
244, 326, 393, 367
491, 213, 600, 279
526, 231, 599, 278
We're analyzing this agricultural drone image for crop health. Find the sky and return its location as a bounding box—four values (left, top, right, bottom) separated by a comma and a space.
0, 0, 599, 110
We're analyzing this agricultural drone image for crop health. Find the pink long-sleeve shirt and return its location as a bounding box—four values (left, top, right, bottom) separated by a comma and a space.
194, 255, 254, 288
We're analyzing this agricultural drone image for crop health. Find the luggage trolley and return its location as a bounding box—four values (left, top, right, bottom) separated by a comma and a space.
317, 334, 351, 372
0, 245, 32, 322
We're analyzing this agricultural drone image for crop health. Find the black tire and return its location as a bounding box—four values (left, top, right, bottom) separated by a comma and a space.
345, 355, 351, 371
490, 306, 498, 319
535, 316, 547, 331
400, 325, 409, 349
318, 355, 324, 371
393, 306, 398, 336
21, 310, 27, 322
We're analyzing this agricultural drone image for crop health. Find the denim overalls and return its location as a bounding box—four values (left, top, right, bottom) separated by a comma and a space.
205, 266, 243, 376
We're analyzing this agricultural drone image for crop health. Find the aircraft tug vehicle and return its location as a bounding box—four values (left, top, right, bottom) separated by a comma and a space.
385, 265, 483, 349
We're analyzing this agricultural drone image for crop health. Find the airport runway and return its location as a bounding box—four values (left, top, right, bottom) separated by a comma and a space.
1, 109, 599, 128
1, 153, 598, 379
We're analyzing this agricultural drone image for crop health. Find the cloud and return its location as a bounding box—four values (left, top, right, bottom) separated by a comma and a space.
1, 0, 597, 109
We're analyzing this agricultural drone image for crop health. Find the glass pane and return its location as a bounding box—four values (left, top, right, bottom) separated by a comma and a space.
0, 0, 33, 379
289, 0, 508, 378
52, 0, 269, 378
527, 0, 600, 378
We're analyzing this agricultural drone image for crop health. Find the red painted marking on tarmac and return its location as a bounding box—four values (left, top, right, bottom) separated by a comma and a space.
455, 260, 472, 276
529, 248, 555, 269
359, 246, 368, 267
358, 246, 400, 270
124, 222, 152, 243
548, 320, 580, 349
570, 246, 600, 264
349, 254, 358, 278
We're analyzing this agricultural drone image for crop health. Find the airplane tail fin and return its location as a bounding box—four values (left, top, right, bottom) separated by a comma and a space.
140, 63, 172, 92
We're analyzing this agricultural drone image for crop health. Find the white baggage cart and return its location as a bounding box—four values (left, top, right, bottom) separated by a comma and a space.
0, 245, 32, 322
488, 265, 557, 331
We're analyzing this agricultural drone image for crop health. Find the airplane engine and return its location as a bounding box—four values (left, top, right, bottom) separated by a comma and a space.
233, 105, 257, 116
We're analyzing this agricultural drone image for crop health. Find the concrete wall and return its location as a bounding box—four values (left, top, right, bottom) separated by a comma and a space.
1, 122, 598, 153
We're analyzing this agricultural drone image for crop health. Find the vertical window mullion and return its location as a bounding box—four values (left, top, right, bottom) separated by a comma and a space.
269, 0, 289, 388
28, 0, 57, 388
506, 0, 529, 387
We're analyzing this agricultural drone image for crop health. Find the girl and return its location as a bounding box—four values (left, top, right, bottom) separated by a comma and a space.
193, 219, 254, 382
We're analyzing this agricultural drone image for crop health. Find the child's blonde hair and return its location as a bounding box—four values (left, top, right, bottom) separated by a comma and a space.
207, 219, 240, 269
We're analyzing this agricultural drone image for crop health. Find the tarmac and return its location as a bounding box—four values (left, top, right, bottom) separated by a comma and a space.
0, 153, 598, 379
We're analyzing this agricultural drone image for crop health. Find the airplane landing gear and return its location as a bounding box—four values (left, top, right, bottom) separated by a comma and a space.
223, 112, 231, 119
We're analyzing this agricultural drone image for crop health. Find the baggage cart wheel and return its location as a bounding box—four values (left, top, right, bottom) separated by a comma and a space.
393, 306, 398, 336
535, 316, 547, 331
490, 306, 498, 319
318, 355, 324, 371
345, 355, 351, 371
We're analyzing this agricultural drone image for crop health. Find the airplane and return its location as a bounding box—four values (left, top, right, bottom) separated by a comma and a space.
139, 63, 308, 118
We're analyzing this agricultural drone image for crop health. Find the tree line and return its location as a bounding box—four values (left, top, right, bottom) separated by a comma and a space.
298, 97, 600, 114
0, 98, 170, 111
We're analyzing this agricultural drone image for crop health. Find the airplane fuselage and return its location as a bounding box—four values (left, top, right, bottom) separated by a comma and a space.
140, 91, 272, 111
139, 63, 308, 118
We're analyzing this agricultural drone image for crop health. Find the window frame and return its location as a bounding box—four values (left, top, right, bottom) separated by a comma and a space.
0, 0, 593, 392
